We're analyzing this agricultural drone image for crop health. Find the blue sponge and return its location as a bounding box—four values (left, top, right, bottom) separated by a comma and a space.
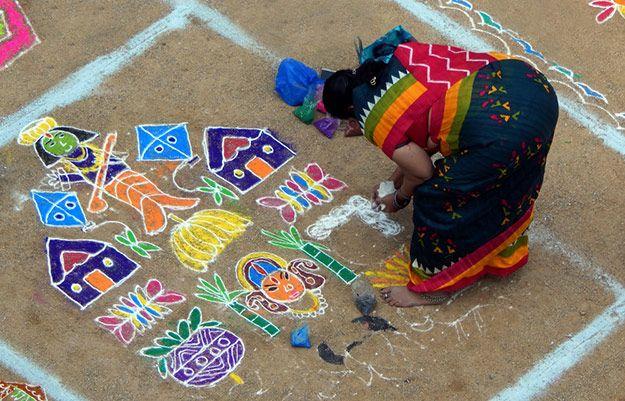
290, 324, 311, 348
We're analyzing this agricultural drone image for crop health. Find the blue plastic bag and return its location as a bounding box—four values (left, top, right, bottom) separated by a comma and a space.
357, 25, 415, 65
275, 58, 322, 106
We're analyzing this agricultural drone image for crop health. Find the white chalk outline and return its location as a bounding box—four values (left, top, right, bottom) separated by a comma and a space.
488, 224, 625, 401
0, 0, 623, 399
305, 195, 403, 240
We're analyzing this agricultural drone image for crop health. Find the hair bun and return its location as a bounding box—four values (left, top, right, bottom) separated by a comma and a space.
355, 60, 385, 88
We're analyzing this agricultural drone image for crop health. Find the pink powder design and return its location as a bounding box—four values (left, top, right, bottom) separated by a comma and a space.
0, 0, 38, 69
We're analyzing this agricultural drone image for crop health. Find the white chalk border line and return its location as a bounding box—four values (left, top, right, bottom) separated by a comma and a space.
0, 1, 623, 400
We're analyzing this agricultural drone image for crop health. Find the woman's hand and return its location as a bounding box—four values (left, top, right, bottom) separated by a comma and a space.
374, 193, 400, 213
373, 190, 411, 214
389, 167, 404, 189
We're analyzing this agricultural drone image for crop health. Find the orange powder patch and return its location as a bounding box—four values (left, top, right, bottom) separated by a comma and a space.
246, 156, 274, 179
85, 270, 115, 292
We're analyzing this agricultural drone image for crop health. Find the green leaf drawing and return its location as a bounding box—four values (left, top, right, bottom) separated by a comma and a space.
278, 230, 295, 242
198, 278, 220, 294
126, 229, 137, 244
178, 320, 190, 340
290, 226, 302, 243
165, 330, 181, 341
141, 346, 172, 357
213, 272, 228, 297
201, 176, 218, 188
227, 289, 248, 303
260, 229, 284, 241
214, 192, 223, 206
198, 176, 238, 205
131, 246, 150, 258
262, 227, 306, 249
268, 241, 294, 250
139, 242, 161, 251
196, 293, 223, 303
158, 337, 181, 347
114, 235, 131, 246
200, 320, 222, 328
158, 358, 168, 379
268, 240, 300, 250
189, 307, 201, 331
220, 186, 238, 200
115, 229, 160, 258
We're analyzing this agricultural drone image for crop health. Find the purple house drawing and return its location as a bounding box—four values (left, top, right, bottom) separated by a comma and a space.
46, 238, 140, 309
203, 127, 296, 194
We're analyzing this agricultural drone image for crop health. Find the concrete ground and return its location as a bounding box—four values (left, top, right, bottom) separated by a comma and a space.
0, 1, 623, 400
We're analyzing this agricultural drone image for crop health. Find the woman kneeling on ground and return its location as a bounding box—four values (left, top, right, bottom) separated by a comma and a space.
323, 36, 558, 307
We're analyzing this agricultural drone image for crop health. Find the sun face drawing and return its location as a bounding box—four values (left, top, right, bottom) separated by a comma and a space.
589, 0, 625, 24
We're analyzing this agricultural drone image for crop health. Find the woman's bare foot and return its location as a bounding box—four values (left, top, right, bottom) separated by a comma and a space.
380, 286, 449, 307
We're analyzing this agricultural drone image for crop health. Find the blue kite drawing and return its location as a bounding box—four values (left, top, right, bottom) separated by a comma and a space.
31, 190, 87, 227
135, 123, 193, 161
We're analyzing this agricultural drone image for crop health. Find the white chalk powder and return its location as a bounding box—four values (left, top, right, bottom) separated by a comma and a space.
377, 180, 396, 198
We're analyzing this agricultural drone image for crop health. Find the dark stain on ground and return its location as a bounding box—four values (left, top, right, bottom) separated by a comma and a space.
346, 340, 363, 352
317, 342, 345, 365
352, 315, 397, 331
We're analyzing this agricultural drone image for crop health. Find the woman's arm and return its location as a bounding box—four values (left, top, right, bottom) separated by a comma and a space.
392, 142, 434, 197
374, 143, 434, 212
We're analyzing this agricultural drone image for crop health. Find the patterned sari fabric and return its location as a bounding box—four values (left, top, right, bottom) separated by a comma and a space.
352, 41, 558, 293
353, 41, 509, 158
408, 59, 558, 293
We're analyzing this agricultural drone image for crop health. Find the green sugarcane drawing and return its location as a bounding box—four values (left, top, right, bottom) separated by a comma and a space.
195, 272, 280, 337
261, 226, 358, 284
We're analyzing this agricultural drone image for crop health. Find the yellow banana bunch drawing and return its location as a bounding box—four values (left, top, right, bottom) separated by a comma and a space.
169, 209, 252, 272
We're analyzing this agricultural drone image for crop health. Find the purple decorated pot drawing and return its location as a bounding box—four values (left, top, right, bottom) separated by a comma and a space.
141, 307, 245, 388
167, 326, 244, 387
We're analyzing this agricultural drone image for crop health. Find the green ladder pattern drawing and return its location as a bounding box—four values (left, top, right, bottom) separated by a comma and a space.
226, 300, 280, 337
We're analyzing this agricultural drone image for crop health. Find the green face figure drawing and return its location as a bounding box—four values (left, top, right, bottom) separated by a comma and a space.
19, 118, 200, 235
41, 131, 80, 157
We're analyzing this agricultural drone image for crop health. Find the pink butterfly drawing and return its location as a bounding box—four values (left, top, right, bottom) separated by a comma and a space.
95, 279, 186, 345
256, 163, 347, 224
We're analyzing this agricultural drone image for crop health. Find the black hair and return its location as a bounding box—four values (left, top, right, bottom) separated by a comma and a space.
322, 60, 386, 119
